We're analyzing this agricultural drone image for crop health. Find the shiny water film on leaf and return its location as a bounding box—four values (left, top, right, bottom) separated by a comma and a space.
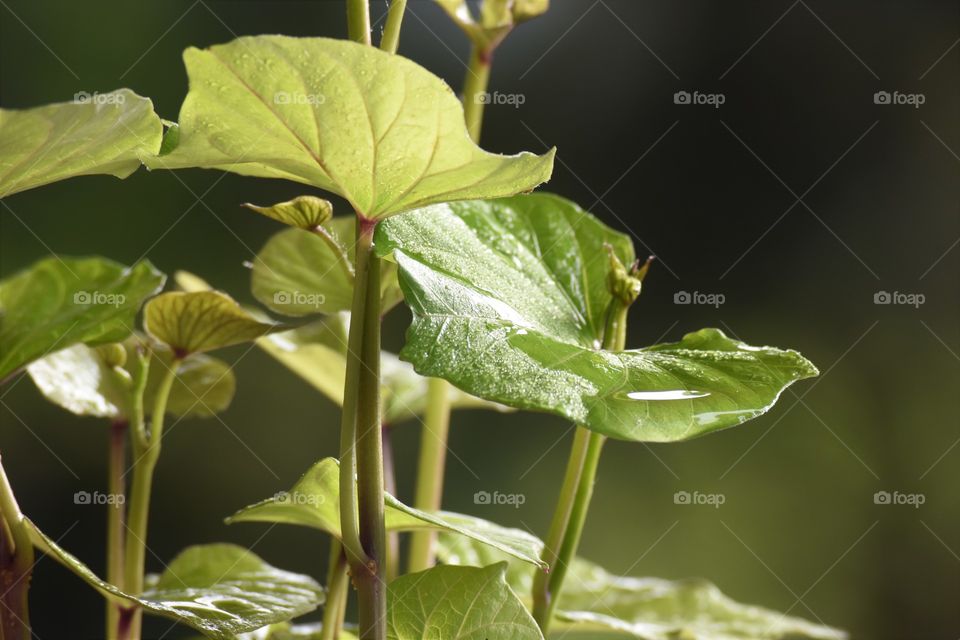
376, 194, 818, 442
146, 36, 554, 218
0, 256, 164, 380
0, 89, 162, 198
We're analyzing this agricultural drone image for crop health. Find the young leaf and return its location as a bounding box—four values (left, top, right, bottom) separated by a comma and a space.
257, 317, 507, 424
25, 519, 324, 640
0, 256, 164, 380
376, 196, 818, 442
243, 195, 333, 230
252, 219, 403, 316
553, 557, 846, 640
146, 36, 554, 218
226, 457, 545, 568
387, 564, 543, 640
144, 291, 282, 356
0, 89, 162, 198
26, 341, 236, 419
436, 0, 549, 49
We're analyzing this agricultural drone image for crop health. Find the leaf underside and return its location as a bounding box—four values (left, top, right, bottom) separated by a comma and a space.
376, 194, 818, 442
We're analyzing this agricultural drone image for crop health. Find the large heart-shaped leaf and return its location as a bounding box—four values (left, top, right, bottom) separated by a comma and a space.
145, 291, 283, 356
27, 341, 236, 419
25, 520, 323, 639
146, 36, 554, 219
0, 256, 164, 381
252, 219, 402, 317
227, 457, 544, 568
387, 564, 542, 640
0, 89, 162, 198
376, 195, 818, 442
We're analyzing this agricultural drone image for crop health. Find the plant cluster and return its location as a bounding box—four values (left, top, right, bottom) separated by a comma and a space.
0, 2, 846, 639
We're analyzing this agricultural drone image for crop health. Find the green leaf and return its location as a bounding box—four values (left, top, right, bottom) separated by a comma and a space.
257, 315, 507, 424
435, 0, 549, 49
0, 89, 162, 198
0, 257, 164, 381
26, 341, 235, 419
244, 195, 333, 229
228, 623, 358, 640
25, 519, 323, 640
553, 557, 846, 640
387, 564, 543, 640
376, 195, 818, 442
145, 291, 282, 356
252, 219, 403, 316
146, 36, 554, 219
227, 457, 545, 568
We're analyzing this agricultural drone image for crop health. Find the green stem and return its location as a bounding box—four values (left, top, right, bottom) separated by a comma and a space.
462, 45, 492, 144
381, 424, 399, 582
106, 419, 128, 640
532, 303, 629, 634
320, 540, 349, 640
121, 360, 178, 640
340, 219, 386, 640
346, 0, 371, 45
0, 454, 33, 640
379, 0, 407, 54
407, 377, 452, 573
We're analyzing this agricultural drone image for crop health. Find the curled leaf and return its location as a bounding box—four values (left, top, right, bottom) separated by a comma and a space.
243, 195, 333, 230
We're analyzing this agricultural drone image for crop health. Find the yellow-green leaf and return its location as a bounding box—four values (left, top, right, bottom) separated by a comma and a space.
243, 195, 333, 230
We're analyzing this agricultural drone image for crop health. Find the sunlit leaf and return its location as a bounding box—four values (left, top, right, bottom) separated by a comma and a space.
25, 519, 323, 640
146, 36, 554, 219
252, 219, 402, 316
227, 623, 358, 640
0, 256, 164, 381
146, 345, 236, 418
0, 89, 162, 198
243, 195, 333, 229
435, 0, 549, 48
387, 564, 542, 640
227, 457, 545, 568
376, 195, 818, 442
145, 291, 282, 356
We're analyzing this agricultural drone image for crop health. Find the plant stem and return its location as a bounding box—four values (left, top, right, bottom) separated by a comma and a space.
532, 303, 630, 634
381, 424, 399, 582
340, 218, 386, 640
321, 540, 349, 640
379, 0, 407, 54
407, 377, 452, 573
106, 419, 128, 640
346, 0, 371, 45
121, 360, 178, 640
462, 45, 492, 144
0, 454, 33, 640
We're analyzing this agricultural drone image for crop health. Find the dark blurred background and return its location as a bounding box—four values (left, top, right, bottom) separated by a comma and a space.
1, 1, 958, 638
